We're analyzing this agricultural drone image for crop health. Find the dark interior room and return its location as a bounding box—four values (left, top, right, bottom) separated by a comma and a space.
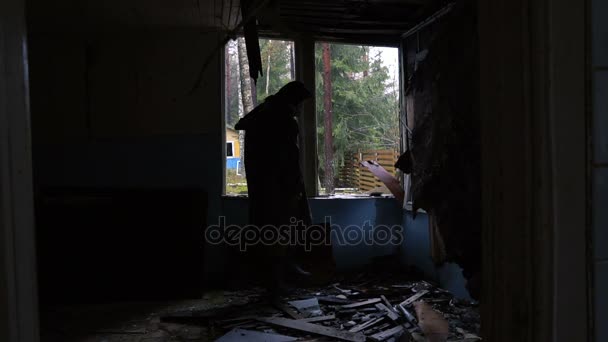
0, 0, 603, 341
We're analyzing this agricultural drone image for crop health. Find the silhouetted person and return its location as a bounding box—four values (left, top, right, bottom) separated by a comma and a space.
235, 81, 313, 296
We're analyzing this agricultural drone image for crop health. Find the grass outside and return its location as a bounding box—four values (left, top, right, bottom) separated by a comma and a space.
226, 169, 248, 195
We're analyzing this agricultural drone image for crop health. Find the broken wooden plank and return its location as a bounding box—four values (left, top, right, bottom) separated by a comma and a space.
299, 314, 336, 323
369, 325, 404, 342
257, 317, 366, 342
397, 304, 417, 324
333, 284, 353, 294
273, 301, 305, 319
317, 296, 352, 305
222, 319, 257, 329
216, 328, 297, 342
399, 290, 429, 307
341, 298, 382, 309
364, 322, 391, 335
348, 316, 385, 333
380, 295, 394, 310
288, 298, 322, 317
375, 303, 400, 321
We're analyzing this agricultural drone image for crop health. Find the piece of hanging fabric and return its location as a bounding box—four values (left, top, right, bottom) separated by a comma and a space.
240, 0, 263, 84
395, 4, 481, 299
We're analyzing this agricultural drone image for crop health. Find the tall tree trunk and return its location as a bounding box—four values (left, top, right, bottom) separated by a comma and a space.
251, 81, 258, 106
265, 53, 271, 95
265, 41, 272, 96
237, 37, 255, 114
322, 43, 335, 194
289, 42, 295, 80
363, 47, 369, 77
226, 48, 231, 126
237, 37, 254, 176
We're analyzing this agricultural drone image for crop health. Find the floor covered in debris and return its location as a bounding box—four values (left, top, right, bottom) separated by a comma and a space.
40, 267, 480, 342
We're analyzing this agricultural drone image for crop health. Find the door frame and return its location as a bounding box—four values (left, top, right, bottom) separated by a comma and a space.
478, 0, 589, 341
0, 0, 40, 340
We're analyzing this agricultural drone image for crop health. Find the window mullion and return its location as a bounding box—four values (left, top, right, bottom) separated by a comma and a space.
295, 37, 319, 197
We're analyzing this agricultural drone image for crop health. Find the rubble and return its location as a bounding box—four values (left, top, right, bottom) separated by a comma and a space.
203, 271, 480, 342
41, 270, 480, 342
215, 328, 297, 342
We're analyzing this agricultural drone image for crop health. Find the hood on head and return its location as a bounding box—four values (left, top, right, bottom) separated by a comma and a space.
276, 81, 312, 106
235, 81, 311, 130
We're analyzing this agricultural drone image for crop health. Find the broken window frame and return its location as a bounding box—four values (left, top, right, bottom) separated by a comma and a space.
399, 33, 413, 210
398, 23, 442, 211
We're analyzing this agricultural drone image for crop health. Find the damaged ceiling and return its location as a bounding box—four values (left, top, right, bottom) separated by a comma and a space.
27, 0, 436, 45
257, 0, 437, 45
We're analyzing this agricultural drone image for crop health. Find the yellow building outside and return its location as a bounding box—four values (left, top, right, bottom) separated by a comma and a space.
226, 127, 241, 158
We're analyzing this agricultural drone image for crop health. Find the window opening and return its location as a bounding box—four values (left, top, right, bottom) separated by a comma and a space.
224, 38, 296, 195
315, 42, 401, 195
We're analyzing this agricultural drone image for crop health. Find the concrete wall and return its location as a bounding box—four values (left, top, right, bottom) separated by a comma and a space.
592, 0, 608, 339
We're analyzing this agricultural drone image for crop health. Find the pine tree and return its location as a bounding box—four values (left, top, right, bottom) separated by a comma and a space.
236, 37, 253, 176
315, 44, 399, 190
321, 43, 335, 194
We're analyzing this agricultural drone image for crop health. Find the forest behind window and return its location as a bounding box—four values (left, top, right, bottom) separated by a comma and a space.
225, 38, 295, 195
224, 39, 400, 196
316, 43, 400, 195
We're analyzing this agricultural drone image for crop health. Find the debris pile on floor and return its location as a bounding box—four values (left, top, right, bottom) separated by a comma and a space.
161, 275, 480, 342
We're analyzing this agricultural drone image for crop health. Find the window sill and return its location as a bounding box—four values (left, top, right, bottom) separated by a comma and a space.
222, 194, 249, 199
221, 195, 427, 214
221, 194, 397, 200
311, 194, 395, 200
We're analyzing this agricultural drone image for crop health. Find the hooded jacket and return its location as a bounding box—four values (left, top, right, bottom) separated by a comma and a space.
235, 94, 311, 226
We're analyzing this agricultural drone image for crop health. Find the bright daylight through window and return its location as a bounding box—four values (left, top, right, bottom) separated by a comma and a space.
224, 38, 296, 195
316, 43, 400, 195
224, 39, 400, 196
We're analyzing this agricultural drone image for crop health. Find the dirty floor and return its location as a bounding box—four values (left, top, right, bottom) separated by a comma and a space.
40, 269, 480, 342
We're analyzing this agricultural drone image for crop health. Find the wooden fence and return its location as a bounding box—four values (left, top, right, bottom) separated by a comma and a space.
337, 149, 399, 192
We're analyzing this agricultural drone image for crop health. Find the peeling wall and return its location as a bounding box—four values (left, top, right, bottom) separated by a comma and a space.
399, 5, 480, 296
401, 211, 471, 299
